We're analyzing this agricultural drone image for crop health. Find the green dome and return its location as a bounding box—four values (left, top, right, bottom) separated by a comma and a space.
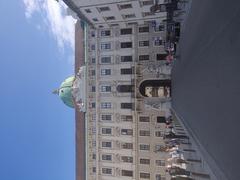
58, 76, 75, 108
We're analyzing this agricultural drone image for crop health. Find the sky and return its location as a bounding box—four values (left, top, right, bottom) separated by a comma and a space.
0, 1, 76, 180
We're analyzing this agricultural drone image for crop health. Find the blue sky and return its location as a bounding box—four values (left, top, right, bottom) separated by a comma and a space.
0, 1, 76, 180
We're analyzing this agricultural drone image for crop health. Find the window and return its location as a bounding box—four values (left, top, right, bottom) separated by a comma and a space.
122, 170, 133, 177
140, 172, 150, 179
117, 85, 133, 93
139, 116, 150, 122
121, 156, 133, 163
156, 174, 166, 180
92, 18, 98, 22
102, 154, 112, 161
104, 16, 115, 20
140, 144, 150, 150
101, 102, 111, 109
142, 12, 154, 17
85, 9, 91, 13
101, 69, 111, 75
139, 55, 150, 61
91, 86, 96, 92
101, 114, 112, 121
142, 0, 153, 6
123, 14, 136, 19
91, 31, 95, 37
91, 44, 96, 50
101, 42, 111, 50
102, 168, 112, 175
92, 114, 96, 122
156, 160, 165, 166
121, 103, 133, 109
139, 40, 149, 47
139, 26, 149, 33
92, 167, 96, 173
101, 56, 111, 63
120, 28, 132, 35
101, 85, 111, 92
154, 37, 163, 46
121, 42, 132, 48
121, 129, 133, 135
98, 6, 110, 12
110, 23, 119, 27
155, 145, 165, 152
121, 115, 133, 121
102, 128, 112, 135
157, 116, 166, 123
91, 57, 96, 63
156, 54, 167, 60
155, 24, 165, 32
140, 158, 150, 164
155, 131, 164, 137
122, 143, 133, 149
92, 141, 96, 147
90, 69, 95, 76
101, 30, 111, 37
139, 130, 150, 136
121, 55, 132, 62
102, 141, 112, 148
120, 68, 133, 75
91, 102, 96, 108
92, 153, 96, 160
119, 4, 132, 9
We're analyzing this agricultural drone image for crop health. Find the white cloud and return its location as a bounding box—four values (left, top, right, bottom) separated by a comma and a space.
23, 0, 76, 50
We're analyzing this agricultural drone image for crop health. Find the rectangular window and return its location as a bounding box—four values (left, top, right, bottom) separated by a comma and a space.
91, 31, 95, 37
121, 115, 133, 121
101, 30, 111, 37
139, 55, 150, 61
122, 170, 133, 177
142, 12, 154, 17
140, 144, 150, 150
154, 38, 163, 46
121, 129, 133, 135
120, 28, 132, 35
101, 56, 111, 63
139, 116, 150, 122
120, 68, 133, 75
156, 54, 167, 60
155, 131, 164, 137
156, 174, 166, 180
121, 42, 132, 48
155, 24, 165, 32
139, 26, 149, 33
91, 102, 96, 108
90, 69, 95, 76
121, 55, 132, 62
140, 158, 150, 164
101, 85, 111, 92
117, 85, 133, 93
102, 141, 112, 148
104, 16, 115, 20
156, 160, 165, 166
101, 114, 112, 121
101, 42, 111, 50
91, 86, 96, 92
101, 102, 111, 109
119, 4, 132, 9
139, 40, 149, 47
102, 128, 112, 135
92, 167, 96, 173
91, 44, 96, 50
121, 103, 133, 109
101, 69, 111, 75
121, 156, 133, 163
91, 57, 96, 63
157, 116, 166, 123
102, 168, 112, 174
142, 0, 153, 6
123, 14, 136, 19
85, 9, 91, 13
98, 6, 110, 12
102, 154, 112, 161
139, 130, 150, 136
92, 153, 96, 160
122, 143, 133, 149
140, 172, 150, 179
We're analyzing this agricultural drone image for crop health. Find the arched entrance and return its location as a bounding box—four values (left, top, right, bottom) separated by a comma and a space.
139, 79, 171, 98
